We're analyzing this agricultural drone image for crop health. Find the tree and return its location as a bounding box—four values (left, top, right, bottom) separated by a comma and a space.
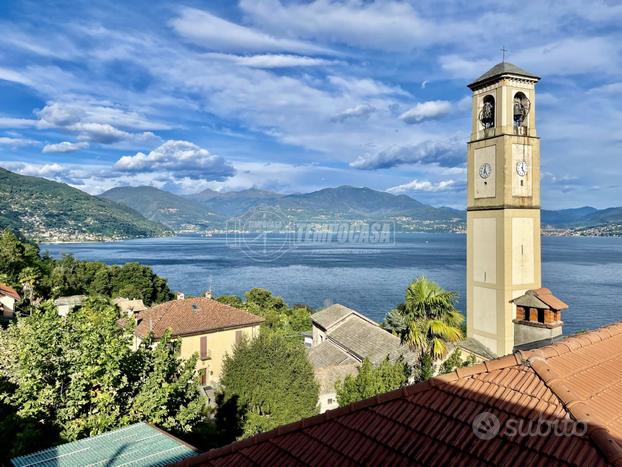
438, 349, 477, 375
216, 288, 313, 334
0, 297, 204, 457
216, 332, 318, 441
18, 267, 40, 305
390, 277, 464, 359
336, 358, 411, 406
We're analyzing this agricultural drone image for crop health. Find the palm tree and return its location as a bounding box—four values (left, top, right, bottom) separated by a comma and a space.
400, 276, 464, 359
18, 266, 40, 304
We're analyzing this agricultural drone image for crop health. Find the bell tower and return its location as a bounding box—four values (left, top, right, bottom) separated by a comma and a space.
466, 62, 542, 356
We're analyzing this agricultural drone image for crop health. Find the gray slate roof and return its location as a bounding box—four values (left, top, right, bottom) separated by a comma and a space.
468, 62, 539, 89
11, 422, 196, 467
311, 304, 369, 330
457, 337, 497, 360
328, 315, 417, 365
308, 340, 358, 368
315, 364, 359, 394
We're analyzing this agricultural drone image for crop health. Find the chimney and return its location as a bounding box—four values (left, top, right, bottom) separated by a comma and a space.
511, 288, 568, 350
205, 290, 213, 299
176, 292, 185, 301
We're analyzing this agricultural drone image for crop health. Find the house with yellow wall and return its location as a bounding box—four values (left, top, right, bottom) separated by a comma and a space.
133, 297, 263, 390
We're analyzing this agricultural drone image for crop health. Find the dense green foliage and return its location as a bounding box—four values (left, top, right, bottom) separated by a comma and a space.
384, 276, 463, 359
216, 332, 318, 441
0, 230, 172, 307
438, 349, 477, 375
0, 167, 169, 240
0, 297, 204, 462
217, 288, 312, 334
336, 358, 411, 406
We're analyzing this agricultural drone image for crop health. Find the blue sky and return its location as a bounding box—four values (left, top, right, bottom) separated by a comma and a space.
0, 0, 620, 209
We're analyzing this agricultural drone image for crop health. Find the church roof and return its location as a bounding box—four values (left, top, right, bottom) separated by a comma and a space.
468, 62, 540, 90
174, 321, 622, 466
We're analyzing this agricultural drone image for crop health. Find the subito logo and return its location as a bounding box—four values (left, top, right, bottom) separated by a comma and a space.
472, 412, 500, 440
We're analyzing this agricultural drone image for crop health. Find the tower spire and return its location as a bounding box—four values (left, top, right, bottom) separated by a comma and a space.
500, 46, 508, 63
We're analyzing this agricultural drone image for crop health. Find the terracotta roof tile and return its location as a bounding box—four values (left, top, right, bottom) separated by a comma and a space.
134, 297, 264, 339
0, 283, 20, 300
175, 321, 622, 467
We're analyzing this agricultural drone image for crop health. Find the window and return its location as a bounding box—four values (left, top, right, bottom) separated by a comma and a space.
199, 368, 207, 386
327, 398, 333, 405
200, 336, 209, 360
235, 330, 243, 345
480, 95, 495, 129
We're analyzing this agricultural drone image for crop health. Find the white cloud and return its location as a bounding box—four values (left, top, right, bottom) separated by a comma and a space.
327, 75, 408, 97
36, 101, 169, 131
331, 104, 376, 122
42, 141, 89, 153
71, 122, 158, 144
114, 140, 235, 180
0, 66, 32, 86
387, 179, 458, 194
6, 162, 66, 178
0, 117, 38, 128
207, 53, 335, 68
400, 100, 453, 123
0, 137, 38, 146
171, 7, 334, 55
351, 138, 464, 170
511, 37, 620, 76
239, 0, 437, 51
32, 102, 164, 145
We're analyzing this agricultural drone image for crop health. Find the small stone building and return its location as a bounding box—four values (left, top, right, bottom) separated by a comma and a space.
309, 304, 417, 413
511, 287, 568, 349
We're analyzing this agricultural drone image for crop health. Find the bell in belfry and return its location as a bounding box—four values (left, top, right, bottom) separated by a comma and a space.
513, 93, 530, 126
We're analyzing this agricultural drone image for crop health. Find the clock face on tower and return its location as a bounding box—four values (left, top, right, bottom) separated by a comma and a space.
516, 160, 528, 177
479, 162, 492, 179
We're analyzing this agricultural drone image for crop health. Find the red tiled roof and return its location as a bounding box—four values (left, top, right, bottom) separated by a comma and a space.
135, 298, 264, 339
175, 321, 622, 466
532, 287, 569, 311
0, 283, 20, 300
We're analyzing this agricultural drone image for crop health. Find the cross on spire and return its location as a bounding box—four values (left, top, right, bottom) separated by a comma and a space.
501, 46, 508, 62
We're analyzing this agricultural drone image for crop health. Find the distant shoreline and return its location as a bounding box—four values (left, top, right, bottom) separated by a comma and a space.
36, 229, 622, 245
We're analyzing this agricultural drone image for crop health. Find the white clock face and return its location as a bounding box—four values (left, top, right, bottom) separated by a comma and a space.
516, 160, 528, 177
479, 162, 491, 179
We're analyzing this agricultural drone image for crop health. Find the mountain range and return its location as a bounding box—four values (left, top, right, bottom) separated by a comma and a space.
1, 164, 620, 241
99, 185, 465, 233
0, 168, 169, 241
99, 184, 622, 235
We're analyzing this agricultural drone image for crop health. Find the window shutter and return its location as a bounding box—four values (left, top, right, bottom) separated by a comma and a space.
200, 336, 207, 360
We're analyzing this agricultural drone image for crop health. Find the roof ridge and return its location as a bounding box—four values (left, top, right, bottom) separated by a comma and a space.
521, 321, 622, 360
177, 381, 436, 465
143, 301, 170, 333
527, 355, 622, 466
434, 353, 523, 383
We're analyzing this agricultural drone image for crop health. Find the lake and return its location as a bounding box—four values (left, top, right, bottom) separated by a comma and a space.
41, 233, 622, 335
